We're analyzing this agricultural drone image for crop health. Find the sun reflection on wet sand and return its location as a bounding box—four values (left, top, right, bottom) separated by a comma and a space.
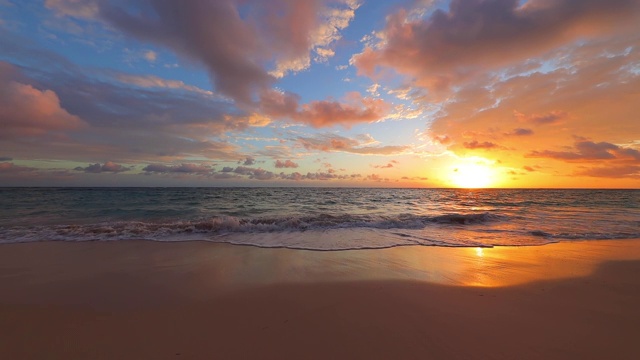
179, 239, 640, 289
2, 239, 640, 306
263, 239, 640, 288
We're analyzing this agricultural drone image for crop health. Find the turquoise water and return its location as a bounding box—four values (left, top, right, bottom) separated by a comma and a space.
0, 188, 638, 250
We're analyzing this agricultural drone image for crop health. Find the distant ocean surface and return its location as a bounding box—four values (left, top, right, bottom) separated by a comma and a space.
1, 188, 638, 250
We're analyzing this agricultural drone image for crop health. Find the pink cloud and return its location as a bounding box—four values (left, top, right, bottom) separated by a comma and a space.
373, 162, 395, 169
352, 0, 640, 92
275, 160, 299, 168
0, 162, 37, 174
261, 90, 390, 128
0, 63, 85, 139
48, 0, 359, 104
296, 93, 390, 128
297, 134, 408, 155
366, 173, 386, 182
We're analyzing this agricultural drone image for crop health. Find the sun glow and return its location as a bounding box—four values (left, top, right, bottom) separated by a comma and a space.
450, 162, 495, 188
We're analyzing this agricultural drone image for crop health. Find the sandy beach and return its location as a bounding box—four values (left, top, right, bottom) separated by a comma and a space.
2, 240, 640, 359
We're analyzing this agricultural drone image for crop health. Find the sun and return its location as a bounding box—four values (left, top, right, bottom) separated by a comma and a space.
450, 162, 495, 188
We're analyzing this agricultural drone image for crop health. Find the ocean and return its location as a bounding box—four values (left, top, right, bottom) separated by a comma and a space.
0, 188, 638, 250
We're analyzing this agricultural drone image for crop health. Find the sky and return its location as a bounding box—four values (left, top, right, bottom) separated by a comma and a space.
0, 0, 639, 188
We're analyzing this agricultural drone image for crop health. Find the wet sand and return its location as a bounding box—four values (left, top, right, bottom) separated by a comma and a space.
1, 240, 640, 359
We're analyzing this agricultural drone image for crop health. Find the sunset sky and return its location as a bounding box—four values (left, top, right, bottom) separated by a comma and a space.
1, 0, 639, 187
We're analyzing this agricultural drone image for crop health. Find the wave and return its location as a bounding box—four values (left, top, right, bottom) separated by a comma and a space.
0, 212, 506, 243
1, 212, 638, 249
530, 230, 640, 240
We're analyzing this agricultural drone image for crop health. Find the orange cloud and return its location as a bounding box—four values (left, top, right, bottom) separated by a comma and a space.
463, 141, 500, 150
575, 165, 640, 179
528, 140, 640, 162
422, 21, 640, 187
505, 128, 534, 136
514, 110, 568, 125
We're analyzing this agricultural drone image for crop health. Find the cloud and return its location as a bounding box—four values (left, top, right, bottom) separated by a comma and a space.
0, 162, 38, 174
306, 135, 351, 150
506, 128, 534, 136
254, 146, 293, 159
423, 20, 640, 182
212, 165, 363, 182
115, 74, 214, 96
463, 140, 499, 150
268, 0, 361, 77
242, 157, 256, 166
297, 96, 389, 128
575, 165, 640, 178
74, 161, 131, 173
366, 173, 388, 182
275, 160, 299, 168
225, 113, 272, 128
523, 166, 536, 172
47, 0, 359, 104
297, 134, 409, 155
351, 0, 640, 93
0, 62, 85, 139
143, 163, 214, 175
45, 0, 99, 18
0, 37, 247, 163
373, 162, 395, 169
401, 176, 429, 181
432, 135, 452, 145
230, 166, 276, 180
143, 50, 157, 62
514, 110, 567, 125
279, 171, 353, 181
528, 140, 640, 161
260, 90, 390, 128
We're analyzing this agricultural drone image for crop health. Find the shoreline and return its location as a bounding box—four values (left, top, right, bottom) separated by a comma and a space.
2, 239, 640, 359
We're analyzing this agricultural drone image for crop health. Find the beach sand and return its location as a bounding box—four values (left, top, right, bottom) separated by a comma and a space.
2, 240, 640, 359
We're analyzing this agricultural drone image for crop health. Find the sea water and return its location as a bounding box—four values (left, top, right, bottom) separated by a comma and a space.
0, 188, 638, 250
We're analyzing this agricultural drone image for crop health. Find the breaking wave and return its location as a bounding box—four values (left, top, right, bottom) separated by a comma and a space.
0, 212, 507, 243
